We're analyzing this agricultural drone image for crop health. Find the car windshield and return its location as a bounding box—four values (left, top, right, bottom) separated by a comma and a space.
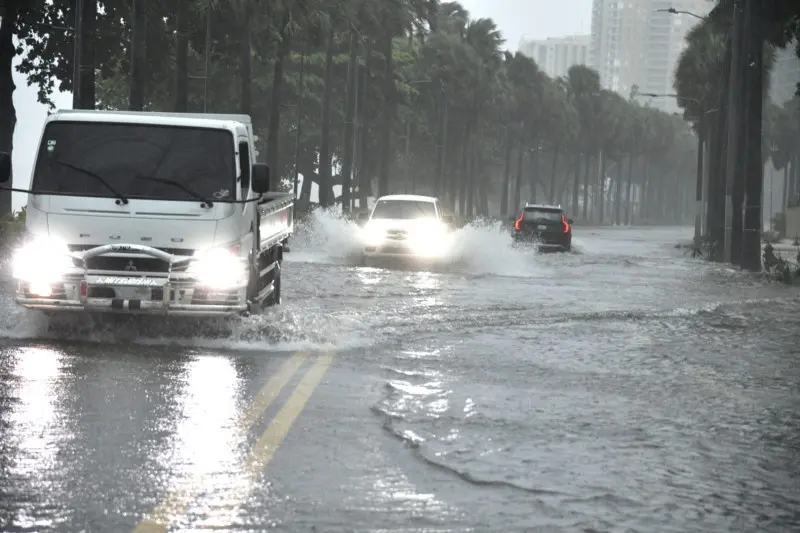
523, 208, 563, 222
371, 200, 436, 220
31, 121, 236, 202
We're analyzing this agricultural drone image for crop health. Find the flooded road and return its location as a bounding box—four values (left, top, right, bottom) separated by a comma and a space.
1, 216, 799, 533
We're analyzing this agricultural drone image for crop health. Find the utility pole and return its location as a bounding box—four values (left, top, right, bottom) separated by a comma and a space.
723, 0, 745, 263
71, 0, 83, 108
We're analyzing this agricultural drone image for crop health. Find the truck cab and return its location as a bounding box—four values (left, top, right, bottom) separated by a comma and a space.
0, 110, 294, 317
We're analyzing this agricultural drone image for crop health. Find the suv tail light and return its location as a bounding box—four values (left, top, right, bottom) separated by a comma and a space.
562, 215, 570, 234
514, 213, 523, 231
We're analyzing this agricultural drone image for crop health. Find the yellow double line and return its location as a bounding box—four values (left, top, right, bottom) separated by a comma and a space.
133, 352, 333, 533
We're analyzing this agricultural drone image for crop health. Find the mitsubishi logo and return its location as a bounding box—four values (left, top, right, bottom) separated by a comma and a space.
123, 260, 137, 272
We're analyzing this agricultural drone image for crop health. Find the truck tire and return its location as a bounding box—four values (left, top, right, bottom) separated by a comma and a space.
265, 262, 281, 306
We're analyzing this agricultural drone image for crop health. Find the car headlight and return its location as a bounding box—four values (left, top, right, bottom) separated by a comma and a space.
408, 222, 448, 257
362, 225, 385, 246
12, 235, 74, 285
188, 246, 247, 290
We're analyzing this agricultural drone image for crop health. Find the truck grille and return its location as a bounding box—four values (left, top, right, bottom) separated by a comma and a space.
84, 256, 172, 272
67, 245, 195, 273
67, 245, 195, 255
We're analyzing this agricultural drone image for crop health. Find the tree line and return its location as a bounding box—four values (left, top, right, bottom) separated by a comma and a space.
0, 0, 758, 225
673, 0, 799, 269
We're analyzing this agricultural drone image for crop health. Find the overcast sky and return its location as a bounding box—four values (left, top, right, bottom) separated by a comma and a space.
10, 0, 593, 210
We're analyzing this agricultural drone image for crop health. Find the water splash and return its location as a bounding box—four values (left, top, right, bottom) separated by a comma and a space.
289, 207, 364, 265
289, 210, 547, 277
0, 294, 367, 353
446, 218, 543, 277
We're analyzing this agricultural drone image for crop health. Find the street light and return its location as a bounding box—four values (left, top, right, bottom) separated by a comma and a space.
656, 7, 709, 22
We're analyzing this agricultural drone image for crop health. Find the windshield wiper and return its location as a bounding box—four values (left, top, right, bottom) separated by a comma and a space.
134, 175, 213, 207
51, 160, 128, 204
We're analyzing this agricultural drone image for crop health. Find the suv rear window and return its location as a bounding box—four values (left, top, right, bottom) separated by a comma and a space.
522, 208, 563, 222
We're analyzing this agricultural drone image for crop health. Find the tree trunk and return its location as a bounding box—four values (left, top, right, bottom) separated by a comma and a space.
528, 146, 538, 203
513, 139, 524, 214
458, 126, 471, 214
377, 28, 394, 197
549, 144, 559, 204
641, 160, 649, 222
318, 25, 335, 207
129, 0, 146, 110
625, 154, 634, 225
741, 0, 764, 272
466, 151, 475, 216
358, 44, 373, 207
782, 165, 789, 212
581, 152, 591, 220
598, 151, 606, 224
266, 12, 291, 175
0, 5, 17, 215
239, 8, 252, 114
614, 158, 623, 225
79, 0, 96, 109
173, 0, 189, 112
500, 130, 512, 215
571, 154, 581, 216
340, 31, 358, 213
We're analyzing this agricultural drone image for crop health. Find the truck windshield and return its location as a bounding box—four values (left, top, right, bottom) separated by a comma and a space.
523, 208, 563, 222
371, 200, 436, 220
31, 122, 236, 202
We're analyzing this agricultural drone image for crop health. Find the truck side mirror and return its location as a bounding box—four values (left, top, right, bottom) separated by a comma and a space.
357, 212, 369, 222
0, 152, 10, 184
441, 214, 454, 225
252, 163, 270, 193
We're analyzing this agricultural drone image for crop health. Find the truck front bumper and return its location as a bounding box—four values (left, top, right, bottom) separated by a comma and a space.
13, 243, 250, 318
16, 278, 249, 317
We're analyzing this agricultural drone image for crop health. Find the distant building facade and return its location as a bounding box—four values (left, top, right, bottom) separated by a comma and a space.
518, 35, 590, 79
589, 0, 712, 113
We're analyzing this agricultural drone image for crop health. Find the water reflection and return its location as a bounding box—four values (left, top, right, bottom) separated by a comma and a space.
144, 355, 242, 529
404, 271, 440, 291
6, 346, 66, 530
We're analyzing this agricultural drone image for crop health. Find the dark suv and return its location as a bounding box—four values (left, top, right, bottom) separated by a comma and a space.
511, 204, 573, 252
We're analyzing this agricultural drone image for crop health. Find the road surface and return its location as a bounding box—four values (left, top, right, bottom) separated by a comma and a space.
1, 216, 799, 533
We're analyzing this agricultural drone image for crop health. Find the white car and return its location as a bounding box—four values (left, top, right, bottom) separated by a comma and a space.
357, 194, 453, 265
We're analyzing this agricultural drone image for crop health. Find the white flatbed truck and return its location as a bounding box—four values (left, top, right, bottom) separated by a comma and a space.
0, 110, 293, 317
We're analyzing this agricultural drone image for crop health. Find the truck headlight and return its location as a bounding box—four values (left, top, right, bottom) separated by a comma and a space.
188, 246, 247, 290
12, 236, 73, 285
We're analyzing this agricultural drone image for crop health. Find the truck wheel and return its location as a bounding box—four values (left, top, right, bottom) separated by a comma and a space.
265, 262, 282, 307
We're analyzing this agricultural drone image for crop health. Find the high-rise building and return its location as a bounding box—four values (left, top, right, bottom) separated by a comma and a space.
518, 35, 590, 79
589, 0, 712, 113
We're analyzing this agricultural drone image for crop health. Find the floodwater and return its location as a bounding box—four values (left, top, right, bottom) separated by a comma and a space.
1, 213, 798, 532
